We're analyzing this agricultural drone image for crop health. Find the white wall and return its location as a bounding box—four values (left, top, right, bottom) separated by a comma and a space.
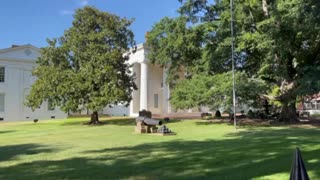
103, 105, 129, 116
147, 64, 163, 114
0, 46, 67, 121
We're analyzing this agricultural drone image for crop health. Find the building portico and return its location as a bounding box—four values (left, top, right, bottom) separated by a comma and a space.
128, 44, 172, 117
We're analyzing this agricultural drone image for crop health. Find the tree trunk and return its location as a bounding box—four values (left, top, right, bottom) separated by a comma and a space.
276, 80, 299, 123
89, 111, 100, 125
278, 102, 298, 123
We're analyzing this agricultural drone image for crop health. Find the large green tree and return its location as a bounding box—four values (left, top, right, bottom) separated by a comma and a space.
170, 72, 267, 111
26, 6, 137, 124
147, 0, 320, 122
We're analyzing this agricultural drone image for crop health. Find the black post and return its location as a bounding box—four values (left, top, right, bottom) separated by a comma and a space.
290, 148, 309, 180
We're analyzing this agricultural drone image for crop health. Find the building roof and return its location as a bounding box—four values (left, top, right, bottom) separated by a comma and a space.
0, 44, 39, 54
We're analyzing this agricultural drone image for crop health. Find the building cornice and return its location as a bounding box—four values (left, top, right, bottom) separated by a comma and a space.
0, 57, 35, 64
0, 44, 39, 54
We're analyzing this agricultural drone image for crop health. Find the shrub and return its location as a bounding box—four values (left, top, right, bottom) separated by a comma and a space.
247, 110, 254, 118
215, 110, 221, 118
164, 117, 170, 122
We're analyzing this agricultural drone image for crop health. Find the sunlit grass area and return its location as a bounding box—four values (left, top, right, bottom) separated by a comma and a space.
1, 117, 320, 179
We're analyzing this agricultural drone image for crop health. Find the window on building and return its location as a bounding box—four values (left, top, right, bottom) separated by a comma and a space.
0, 94, 4, 112
154, 94, 159, 108
0, 67, 5, 82
317, 102, 320, 110
48, 100, 55, 111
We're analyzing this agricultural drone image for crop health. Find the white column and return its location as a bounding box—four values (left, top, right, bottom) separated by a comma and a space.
162, 67, 171, 113
129, 66, 134, 116
140, 62, 148, 110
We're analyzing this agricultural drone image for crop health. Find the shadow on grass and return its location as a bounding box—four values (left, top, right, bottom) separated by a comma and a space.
104, 118, 184, 126
60, 118, 136, 126
195, 120, 227, 126
0, 144, 57, 162
0, 130, 16, 134
103, 118, 136, 126
61, 118, 181, 127
1, 128, 320, 179
197, 118, 320, 129
162, 119, 184, 124
195, 119, 288, 128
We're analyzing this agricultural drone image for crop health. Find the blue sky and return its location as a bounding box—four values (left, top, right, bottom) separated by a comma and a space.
0, 0, 181, 49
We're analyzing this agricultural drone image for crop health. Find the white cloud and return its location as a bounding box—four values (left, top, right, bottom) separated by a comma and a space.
60, 10, 74, 15
59, 0, 89, 16
80, 0, 89, 6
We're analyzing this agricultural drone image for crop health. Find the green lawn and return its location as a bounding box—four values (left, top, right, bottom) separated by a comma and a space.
1, 118, 320, 180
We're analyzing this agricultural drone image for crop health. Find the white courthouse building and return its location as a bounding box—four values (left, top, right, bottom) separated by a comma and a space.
0, 45, 66, 121
0, 44, 175, 121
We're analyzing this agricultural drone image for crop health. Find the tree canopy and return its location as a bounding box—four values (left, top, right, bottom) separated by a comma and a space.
26, 6, 137, 124
170, 72, 266, 112
147, 0, 320, 121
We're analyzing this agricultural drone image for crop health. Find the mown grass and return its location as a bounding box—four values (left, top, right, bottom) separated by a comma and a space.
1, 117, 320, 179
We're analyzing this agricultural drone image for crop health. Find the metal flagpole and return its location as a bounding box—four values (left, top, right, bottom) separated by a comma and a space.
230, 0, 237, 129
